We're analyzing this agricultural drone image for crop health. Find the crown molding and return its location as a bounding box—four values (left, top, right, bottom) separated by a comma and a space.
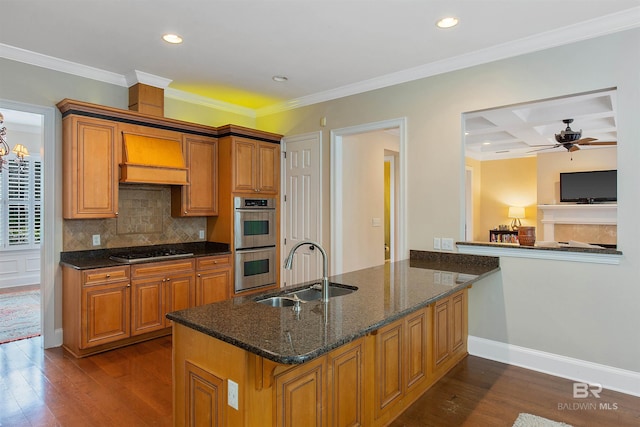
0, 43, 127, 86
255, 7, 640, 117
124, 70, 172, 89
164, 88, 256, 118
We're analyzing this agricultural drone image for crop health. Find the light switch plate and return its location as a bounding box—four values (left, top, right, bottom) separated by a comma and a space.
433, 237, 441, 250
92, 234, 101, 246
442, 238, 454, 251
199, 229, 205, 239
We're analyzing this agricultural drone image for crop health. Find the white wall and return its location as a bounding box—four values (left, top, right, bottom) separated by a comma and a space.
341, 131, 399, 273
257, 29, 640, 373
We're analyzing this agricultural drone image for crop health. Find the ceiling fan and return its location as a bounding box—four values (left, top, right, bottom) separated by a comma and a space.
528, 119, 617, 153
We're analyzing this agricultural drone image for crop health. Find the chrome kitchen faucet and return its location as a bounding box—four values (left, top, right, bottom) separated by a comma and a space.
284, 240, 330, 303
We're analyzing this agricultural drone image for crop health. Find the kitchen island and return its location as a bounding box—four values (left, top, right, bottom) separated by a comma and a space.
167, 251, 499, 426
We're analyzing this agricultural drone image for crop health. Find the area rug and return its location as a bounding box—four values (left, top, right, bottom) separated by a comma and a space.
0, 290, 41, 344
513, 413, 573, 427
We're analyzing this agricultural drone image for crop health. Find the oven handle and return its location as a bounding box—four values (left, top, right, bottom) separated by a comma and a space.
234, 208, 276, 212
235, 246, 276, 254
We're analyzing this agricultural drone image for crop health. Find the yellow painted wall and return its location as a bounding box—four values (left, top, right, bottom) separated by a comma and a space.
477, 157, 538, 241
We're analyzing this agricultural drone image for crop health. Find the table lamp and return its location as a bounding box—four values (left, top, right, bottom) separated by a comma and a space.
508, 206, 525, 230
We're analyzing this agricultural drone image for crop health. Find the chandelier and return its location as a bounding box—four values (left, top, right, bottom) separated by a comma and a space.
0, 112, 30, 171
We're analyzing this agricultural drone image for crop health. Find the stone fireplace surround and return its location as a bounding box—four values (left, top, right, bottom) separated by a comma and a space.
537, 204, 617, 244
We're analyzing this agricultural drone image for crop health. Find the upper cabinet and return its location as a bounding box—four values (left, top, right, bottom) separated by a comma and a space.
232, 137, 280, 194
172, 135, 218, 217
62, 115, 119, 219
216, 124, 282, 196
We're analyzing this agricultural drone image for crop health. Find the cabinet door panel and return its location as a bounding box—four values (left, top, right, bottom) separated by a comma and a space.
257, 142, 279, 194
82, 282, 130, 348
165, 275, 194, 326
196, 270, 230, 306
275, 357, 326, 427
405, 309, 427, 390
185, 361, 224, 427
131, 280, 164, 335
233, 139, 257, 192
64, 117, 118, 218
451, 292, 465, 353
328, 340, 363, 427
433, 299, 450, 368
375, 321, 403, 417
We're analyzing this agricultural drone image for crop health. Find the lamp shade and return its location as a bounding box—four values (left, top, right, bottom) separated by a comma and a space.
508, 206, 525, 219
12, 143, 29, 158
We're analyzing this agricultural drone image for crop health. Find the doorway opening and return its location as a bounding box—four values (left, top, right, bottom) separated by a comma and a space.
0, 100, 56, 348
331, 118, 406, 274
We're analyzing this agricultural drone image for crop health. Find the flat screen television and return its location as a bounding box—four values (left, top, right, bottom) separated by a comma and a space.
560, 170, 617, 203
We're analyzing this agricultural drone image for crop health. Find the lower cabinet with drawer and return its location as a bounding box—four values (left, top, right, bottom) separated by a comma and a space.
62, 255, 229, 358
195, 254, 232, 306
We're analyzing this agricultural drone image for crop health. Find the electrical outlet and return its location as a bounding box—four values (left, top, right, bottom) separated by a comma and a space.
228, 379, 239, 410
92, 234, 101, 246
441, 238, 454, 251
199, 229, 205, 239
433, 237, 441, 250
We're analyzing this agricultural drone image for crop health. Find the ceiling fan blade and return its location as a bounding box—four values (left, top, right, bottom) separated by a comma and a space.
577, 140, 617, 146
568, 145, 580, 152
574, 137, 598, 144
527, 146, 559, 153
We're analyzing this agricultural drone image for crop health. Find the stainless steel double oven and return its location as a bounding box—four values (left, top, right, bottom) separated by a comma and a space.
233, 197, 277, 293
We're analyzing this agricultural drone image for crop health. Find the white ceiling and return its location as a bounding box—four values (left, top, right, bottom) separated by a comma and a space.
464, 88, 618, 160
2, 0, 639, 116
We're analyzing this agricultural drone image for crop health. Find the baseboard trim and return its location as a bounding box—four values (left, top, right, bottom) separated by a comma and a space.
468, 336, 640, 397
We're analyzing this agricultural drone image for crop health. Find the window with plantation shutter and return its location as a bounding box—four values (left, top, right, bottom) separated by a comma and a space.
1, 157, 42, 249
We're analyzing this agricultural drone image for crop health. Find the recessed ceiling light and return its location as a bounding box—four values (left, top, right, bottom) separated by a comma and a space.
162, 33, 183, 44
482, 142, 491, 145
436, 17, 459, 29
272, 75, 288, 82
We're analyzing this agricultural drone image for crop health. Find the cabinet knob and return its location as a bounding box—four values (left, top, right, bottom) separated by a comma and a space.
106, 274, 111, 278
115, 212, 119, 216
127, 283, 131, 288
213, 260, 218, 264
184, 210, 188, 214
166, 278, 171, 281
197, 273, 201, 277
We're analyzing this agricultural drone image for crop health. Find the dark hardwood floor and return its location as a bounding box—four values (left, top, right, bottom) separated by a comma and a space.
1, 336, 638, 426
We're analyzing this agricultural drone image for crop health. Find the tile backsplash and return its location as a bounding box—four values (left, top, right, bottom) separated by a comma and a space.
63, 185, 207, 251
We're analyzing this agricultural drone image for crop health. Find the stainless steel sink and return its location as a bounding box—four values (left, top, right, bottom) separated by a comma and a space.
257, 296, 297, 307
287, 283, 357, 301
256, 283, 358, 307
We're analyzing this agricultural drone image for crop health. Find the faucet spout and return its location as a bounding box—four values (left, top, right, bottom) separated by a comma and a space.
284, 240, 330, 303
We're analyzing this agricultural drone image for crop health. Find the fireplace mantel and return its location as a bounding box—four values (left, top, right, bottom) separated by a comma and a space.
538, 204, 617, 241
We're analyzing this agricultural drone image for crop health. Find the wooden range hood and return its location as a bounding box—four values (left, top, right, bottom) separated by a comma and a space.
119, 83, 188, 185
120, 133, 188, 185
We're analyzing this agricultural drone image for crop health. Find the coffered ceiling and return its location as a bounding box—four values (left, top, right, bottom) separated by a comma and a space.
1, 1, 639, 115
464, 89, 618, 160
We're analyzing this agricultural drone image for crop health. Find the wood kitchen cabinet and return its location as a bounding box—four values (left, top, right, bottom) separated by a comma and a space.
172, 134, 219, 217
327, 337, 364, 426
131, 259, 195, 336
195, 254, 232, 306
62, 265, 131, 356
231, 136, 280, 195
274, 355, 327, 427
62, 115, 119, 219
373, 306, 428, 421
430, 289, 467, 377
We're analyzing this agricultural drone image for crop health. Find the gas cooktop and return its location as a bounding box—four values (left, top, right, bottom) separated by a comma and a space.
109, 249, 194, 264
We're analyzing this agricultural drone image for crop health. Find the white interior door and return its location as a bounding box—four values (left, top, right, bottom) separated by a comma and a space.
281, 132, 321, 287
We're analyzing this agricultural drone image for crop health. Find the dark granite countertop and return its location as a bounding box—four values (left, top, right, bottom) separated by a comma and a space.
456, 241, 622, 255
60, 241, 231, 269
166, 251, 500, 365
